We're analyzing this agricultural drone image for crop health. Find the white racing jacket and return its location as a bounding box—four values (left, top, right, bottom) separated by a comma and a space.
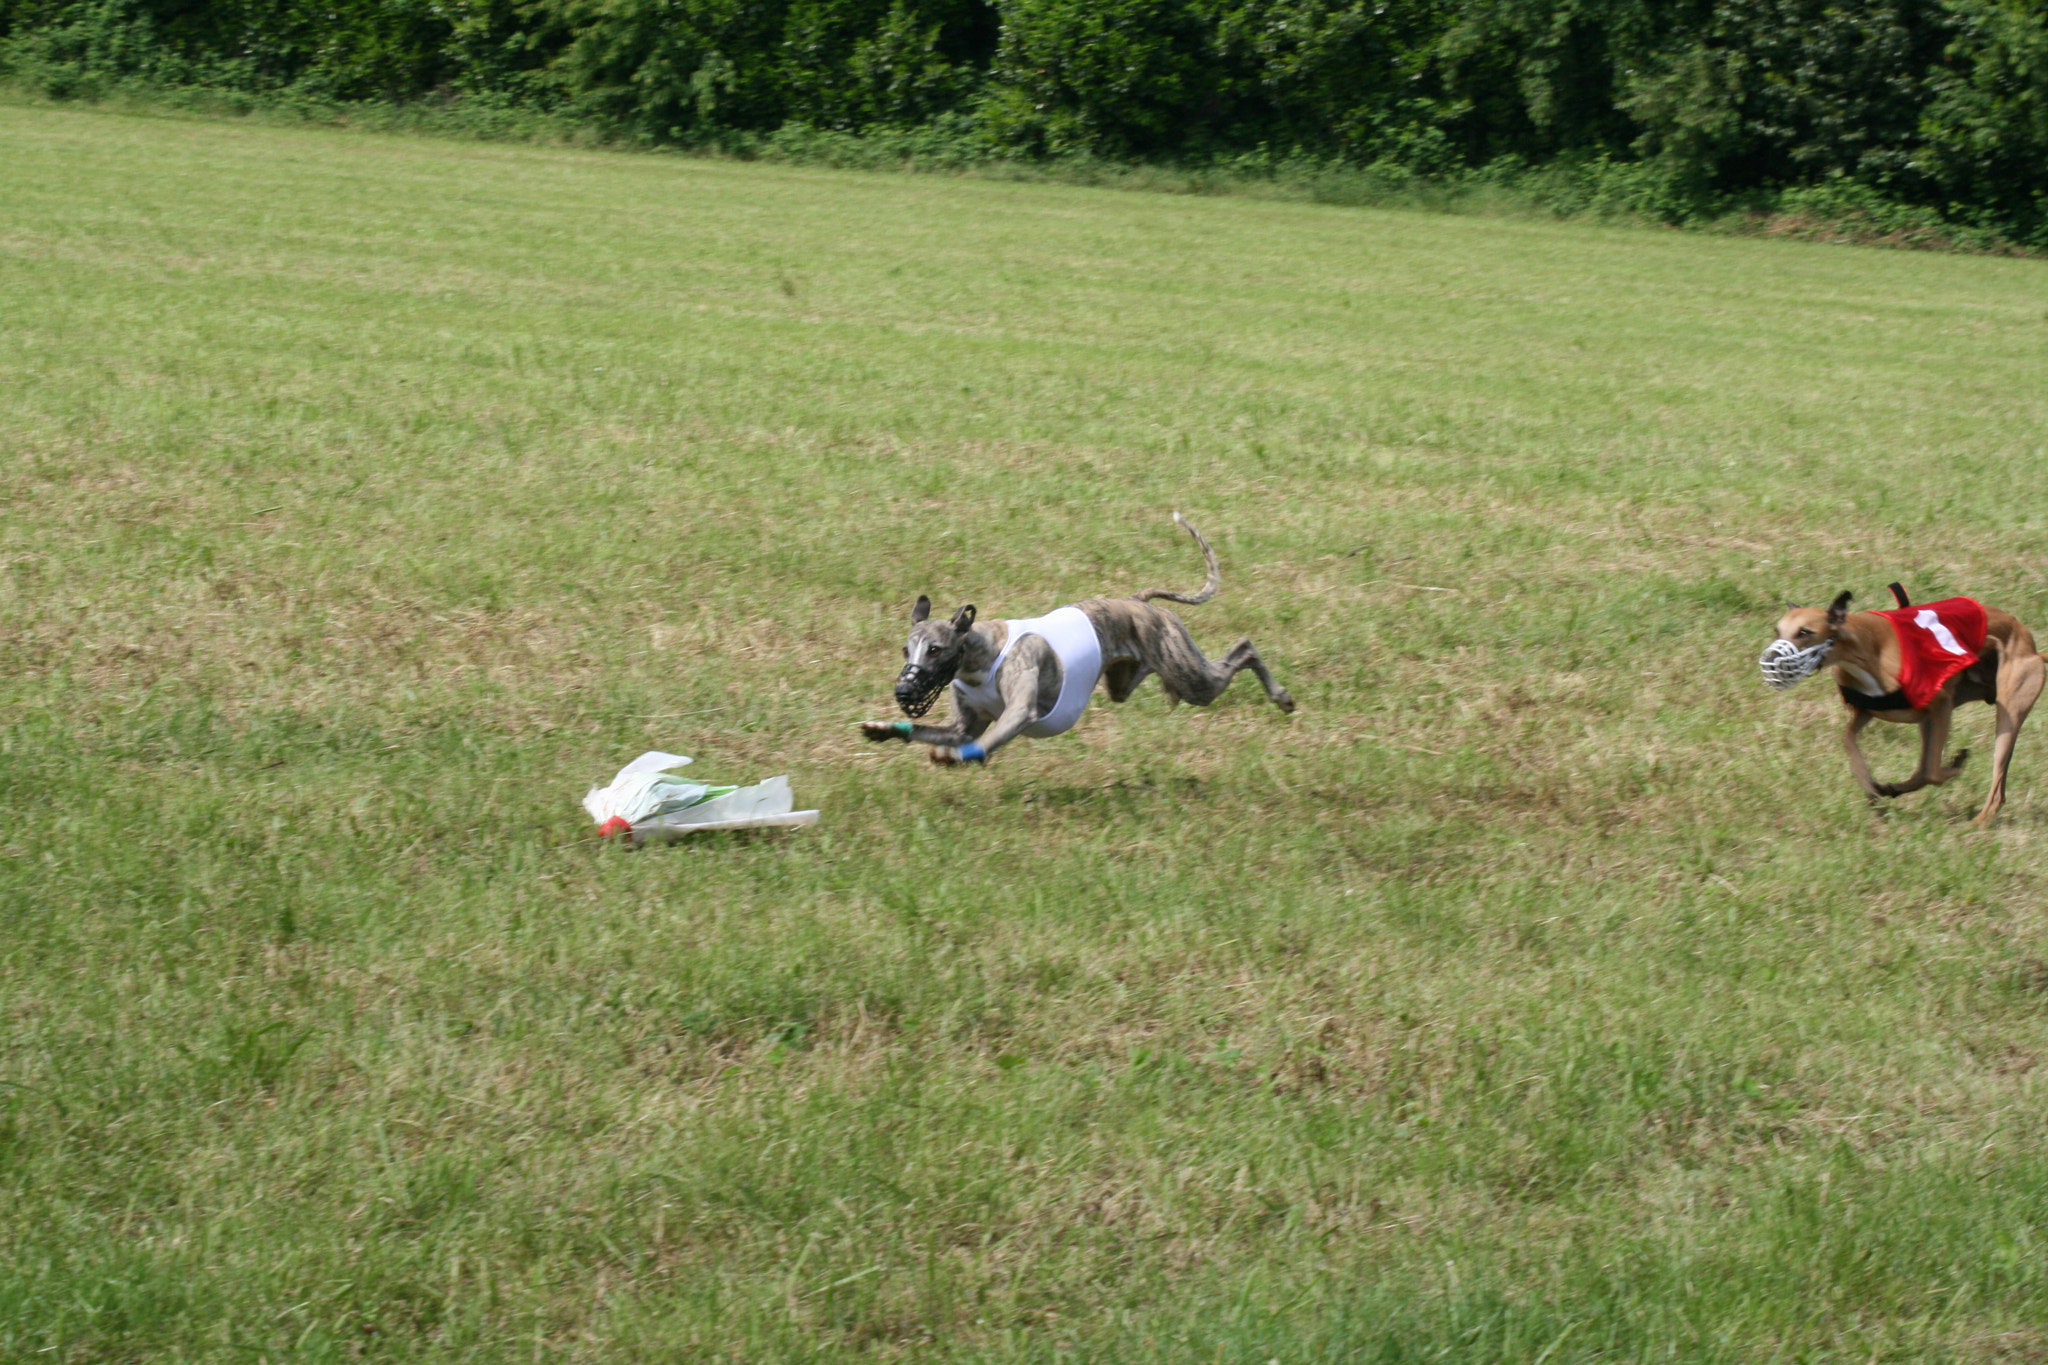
949, 606, 1104, 738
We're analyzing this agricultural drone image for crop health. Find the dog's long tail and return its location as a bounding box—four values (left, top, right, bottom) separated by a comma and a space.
1134, 512, 1222, 605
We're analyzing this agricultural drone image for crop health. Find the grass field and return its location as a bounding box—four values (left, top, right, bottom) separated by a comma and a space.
5, 101, 2048, 1363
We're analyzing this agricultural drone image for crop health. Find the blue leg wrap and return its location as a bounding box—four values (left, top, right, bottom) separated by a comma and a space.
957, 742, 987, 763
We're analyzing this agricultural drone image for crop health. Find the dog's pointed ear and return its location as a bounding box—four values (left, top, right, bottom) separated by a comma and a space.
1827, 591, 1853, 626
1785, 601, 1801, 611
951, 604, 976, 633
912, 595, 931, 623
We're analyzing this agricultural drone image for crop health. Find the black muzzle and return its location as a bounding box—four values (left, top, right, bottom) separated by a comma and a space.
894, 661, 956, 718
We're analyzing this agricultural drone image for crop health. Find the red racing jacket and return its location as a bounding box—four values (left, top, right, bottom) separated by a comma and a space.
1870, 597, 1987, 710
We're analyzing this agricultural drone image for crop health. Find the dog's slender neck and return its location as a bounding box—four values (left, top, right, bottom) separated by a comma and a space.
1830, 613, 1901, 693
951, 623, 1007, 685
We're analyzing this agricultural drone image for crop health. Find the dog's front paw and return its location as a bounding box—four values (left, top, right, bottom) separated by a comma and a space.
861, 721, 912, 743
929, 742, 987, 767
1274, 690, 1296, 714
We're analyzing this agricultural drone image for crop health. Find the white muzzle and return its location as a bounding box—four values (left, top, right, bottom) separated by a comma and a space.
1759, 637, 1832, 690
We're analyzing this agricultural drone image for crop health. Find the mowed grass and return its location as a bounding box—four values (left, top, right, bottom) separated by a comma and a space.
4, 101, 2048, 1363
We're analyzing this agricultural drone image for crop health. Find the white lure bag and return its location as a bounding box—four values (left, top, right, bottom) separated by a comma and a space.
582, 751, 819, 844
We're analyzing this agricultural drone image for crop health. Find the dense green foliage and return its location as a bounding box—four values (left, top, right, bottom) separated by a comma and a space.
3, 0, 2043, 240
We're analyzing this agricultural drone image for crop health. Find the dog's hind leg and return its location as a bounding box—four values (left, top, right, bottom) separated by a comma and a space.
1102, 658, 1153, 703
1146, 613, 1295, 714
1975, 651, 2045, 827
1222, 638, 1295, 713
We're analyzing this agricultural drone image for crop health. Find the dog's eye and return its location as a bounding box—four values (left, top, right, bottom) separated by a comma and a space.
1795, 629, 1810, 639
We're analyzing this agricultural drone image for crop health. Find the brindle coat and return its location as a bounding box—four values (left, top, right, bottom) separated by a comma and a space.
864, 515, 1295, 764
1769, 590, 2046, 827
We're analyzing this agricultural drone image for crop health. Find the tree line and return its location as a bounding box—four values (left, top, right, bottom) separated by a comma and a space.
3, 0, 2044, 245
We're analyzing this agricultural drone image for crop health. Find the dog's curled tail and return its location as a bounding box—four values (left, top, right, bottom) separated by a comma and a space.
1133, 512, 1222, 606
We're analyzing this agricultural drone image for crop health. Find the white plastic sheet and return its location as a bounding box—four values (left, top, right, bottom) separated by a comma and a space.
583, 752, 819, 844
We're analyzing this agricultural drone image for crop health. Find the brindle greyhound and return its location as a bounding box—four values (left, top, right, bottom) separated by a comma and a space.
1767, 589, 2046, 826
863, 514, 1294, 765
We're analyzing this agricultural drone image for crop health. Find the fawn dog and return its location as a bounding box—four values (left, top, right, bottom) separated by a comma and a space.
1761, 585, 2045, 826
865, 514, 1294, 765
